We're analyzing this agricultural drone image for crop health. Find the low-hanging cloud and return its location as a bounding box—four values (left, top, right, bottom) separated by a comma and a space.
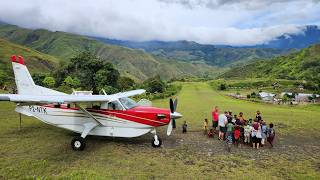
0, 0, 319, 45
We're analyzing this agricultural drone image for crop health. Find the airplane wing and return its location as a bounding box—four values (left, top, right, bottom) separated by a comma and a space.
0, 89, 146, 104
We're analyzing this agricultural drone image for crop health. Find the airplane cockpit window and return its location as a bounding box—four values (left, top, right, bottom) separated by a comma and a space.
107, 101, 123, 110
119, 97, 138, 109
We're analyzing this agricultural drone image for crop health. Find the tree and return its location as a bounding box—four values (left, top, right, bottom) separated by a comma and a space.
219, 83, 227, 90
101, 85, 118, 94
282, 94, 289, 104
64, 76, 74, 87
0, 70, 8, 87
54, 51, 121, 93
118, 76, 135, 91
32, 73, 47, 86
144, 75, 166, 93
94, 63, 120, 91
251, 92, 257, 98
63, 76, 81, 88
42, 76, 56, 88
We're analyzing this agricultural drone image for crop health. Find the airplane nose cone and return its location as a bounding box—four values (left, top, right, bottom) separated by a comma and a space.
170, 112, 182, 119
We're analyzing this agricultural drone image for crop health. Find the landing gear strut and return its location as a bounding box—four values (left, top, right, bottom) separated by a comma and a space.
150, 129, 162, 148
71, 137, 86, 151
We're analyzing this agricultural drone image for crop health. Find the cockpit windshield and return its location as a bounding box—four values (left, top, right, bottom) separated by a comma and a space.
119, 97, 139, 109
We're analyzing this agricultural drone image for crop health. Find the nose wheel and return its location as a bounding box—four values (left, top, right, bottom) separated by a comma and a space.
150, 129, 162, 148
152, 135, 162, 148
71, 137, 86, 151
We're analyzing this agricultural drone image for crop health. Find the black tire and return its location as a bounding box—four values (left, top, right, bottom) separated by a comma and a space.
71, 137, 86, 151
151, 136, 162, 148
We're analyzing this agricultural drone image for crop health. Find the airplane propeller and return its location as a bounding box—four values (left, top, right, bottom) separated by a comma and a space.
167, 98, 182, 136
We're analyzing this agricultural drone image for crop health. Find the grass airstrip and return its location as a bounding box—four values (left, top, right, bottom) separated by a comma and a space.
0, 82, 319, 179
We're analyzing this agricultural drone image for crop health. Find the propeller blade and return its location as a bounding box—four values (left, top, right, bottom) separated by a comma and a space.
169, 98, 174, 113
167, 119, 173, 136
173, 98, 178, 112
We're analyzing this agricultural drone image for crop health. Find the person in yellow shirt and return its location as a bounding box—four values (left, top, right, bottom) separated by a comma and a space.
203, 118, 209, 135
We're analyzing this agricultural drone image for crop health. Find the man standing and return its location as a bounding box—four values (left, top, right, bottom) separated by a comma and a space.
218, 111, 228, 140
212, 106, 219, 130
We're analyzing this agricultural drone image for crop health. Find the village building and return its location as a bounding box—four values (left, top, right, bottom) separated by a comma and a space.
258, 92, 276, 101
298, 84, 304, 90
281, 92, 320, 103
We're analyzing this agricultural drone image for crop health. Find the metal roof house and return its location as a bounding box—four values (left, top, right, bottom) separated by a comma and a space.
258, 92, 276, 101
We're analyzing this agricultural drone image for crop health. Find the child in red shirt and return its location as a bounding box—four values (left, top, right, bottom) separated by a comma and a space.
234, 126, 241, 147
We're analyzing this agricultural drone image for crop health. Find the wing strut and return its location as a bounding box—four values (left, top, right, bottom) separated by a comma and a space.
76, 104, 103, 126
76, 104, 104, 138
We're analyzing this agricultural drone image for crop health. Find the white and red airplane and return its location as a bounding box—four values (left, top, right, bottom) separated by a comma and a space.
0, 55, 182, 150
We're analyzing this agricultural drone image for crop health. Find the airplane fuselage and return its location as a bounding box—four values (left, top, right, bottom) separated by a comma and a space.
16, 104, 171, 138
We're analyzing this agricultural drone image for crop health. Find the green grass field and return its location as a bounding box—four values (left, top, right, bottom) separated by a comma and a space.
0, 82, 319, 179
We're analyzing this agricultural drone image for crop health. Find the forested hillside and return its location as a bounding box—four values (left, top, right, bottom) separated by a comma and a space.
221, 44, 320, 85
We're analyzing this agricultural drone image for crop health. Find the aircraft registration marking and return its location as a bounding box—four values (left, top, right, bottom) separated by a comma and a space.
29, 105, 47, 114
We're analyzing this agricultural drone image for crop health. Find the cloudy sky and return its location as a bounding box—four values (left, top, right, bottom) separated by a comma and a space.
0, 0, 319, 45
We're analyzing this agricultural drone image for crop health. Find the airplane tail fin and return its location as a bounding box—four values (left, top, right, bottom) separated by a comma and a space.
11, 55, 65, 95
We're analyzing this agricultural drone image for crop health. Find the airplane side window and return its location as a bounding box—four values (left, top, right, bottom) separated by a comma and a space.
108, 101, 123, 110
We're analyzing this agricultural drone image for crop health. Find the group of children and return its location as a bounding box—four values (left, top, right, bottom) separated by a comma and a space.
205, 107, 276, 149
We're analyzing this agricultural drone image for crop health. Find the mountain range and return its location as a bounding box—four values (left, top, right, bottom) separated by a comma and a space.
93, 38, 288, 67
253, 25, 320, 49
92, 25, 320, 67
0, 24, 222, 81
0, 22, 319, 83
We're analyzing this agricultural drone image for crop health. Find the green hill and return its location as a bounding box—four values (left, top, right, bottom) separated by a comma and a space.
220, 44, 320, 84
0, 24, 221, 81
0, 38, 59, 86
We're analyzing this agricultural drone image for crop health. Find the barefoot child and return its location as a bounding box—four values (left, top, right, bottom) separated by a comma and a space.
208, 128, 214, 138
244, 120, 252, 144
182, 121, 188, 133
203, 119, 209, 135
234, 126, 241, 147
261, 121, 267, 147
267, 123, 275, 147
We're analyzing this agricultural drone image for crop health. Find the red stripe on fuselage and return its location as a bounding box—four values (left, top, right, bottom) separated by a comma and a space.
42, 105, 170, 127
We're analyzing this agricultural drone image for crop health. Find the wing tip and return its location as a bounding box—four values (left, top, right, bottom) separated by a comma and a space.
0, 96, 10, 101
11, 55, 25, 65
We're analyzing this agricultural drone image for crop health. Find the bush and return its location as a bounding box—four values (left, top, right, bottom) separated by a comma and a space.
42, 76, 56, 88
101, 86, 118, 94
32, 73, 47, 86
219, 83, 227, 90
57, 85, 73, 94
144, 75, 166, 93
118, 77, 135, 91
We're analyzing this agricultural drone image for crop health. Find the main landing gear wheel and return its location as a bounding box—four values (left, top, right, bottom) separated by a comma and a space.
151, 135, 162, 148
71, 137, 86, 151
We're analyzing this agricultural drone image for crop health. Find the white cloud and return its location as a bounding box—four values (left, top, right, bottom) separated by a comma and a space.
0, 0, 319, 45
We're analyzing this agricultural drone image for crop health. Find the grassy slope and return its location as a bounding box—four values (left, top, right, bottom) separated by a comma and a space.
221, 44, 320, 82
0, 82, 319, 179
0, 38, 59, 73
0, 24, 221, 81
